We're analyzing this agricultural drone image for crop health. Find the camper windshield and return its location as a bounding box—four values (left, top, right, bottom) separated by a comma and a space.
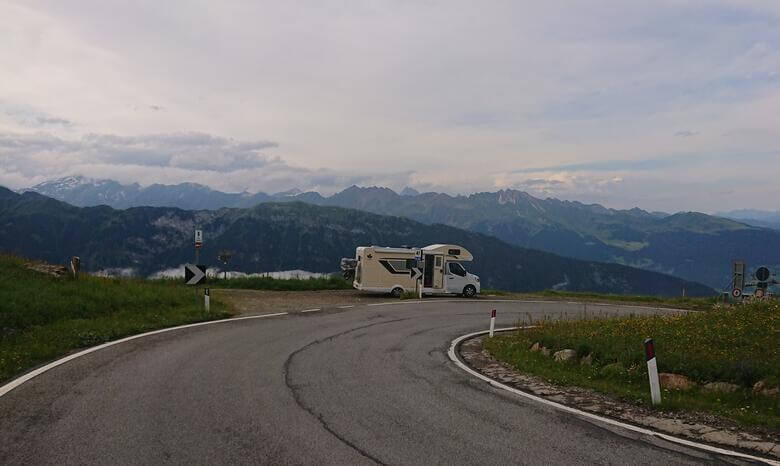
448, 262, 467, 277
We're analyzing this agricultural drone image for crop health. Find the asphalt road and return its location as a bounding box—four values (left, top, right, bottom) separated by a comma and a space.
0, 300, 751, 465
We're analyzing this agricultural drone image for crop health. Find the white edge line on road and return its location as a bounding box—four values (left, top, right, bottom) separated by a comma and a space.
448, 328, 778, 466
0, 311, 289, 399
300, 308, 321, 313
366, 299, 691, 313
337, 305, 355, 309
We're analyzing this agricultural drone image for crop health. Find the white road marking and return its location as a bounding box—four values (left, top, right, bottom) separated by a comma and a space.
300, 308, 321, 313
0, 312, 289, 399
0, 299, 692, 402
337, 305, 355, 309
365, 299, 690, 313
448, 328, 778, 465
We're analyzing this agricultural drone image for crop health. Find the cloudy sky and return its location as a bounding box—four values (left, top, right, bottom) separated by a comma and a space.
1, 1, 778, 212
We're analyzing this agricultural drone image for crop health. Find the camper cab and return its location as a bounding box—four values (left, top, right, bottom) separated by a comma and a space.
352, 244, 480, 297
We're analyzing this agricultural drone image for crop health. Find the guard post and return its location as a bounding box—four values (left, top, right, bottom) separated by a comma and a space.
644, 338, 662, 405
204, 288, 210, 312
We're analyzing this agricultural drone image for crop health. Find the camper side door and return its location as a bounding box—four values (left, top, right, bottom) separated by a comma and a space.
433, 255, 444, 289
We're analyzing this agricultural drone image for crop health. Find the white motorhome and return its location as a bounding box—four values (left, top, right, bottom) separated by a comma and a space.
346, 244, 481, 297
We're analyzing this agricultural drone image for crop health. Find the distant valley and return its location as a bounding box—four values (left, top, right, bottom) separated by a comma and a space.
25, 176, 780, 290
1, 187, 713, 297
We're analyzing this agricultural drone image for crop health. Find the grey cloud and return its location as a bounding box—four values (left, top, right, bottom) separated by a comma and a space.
78, 132, 279, 171
148, 105, 164, 111
0, 130, 418, 196
34, 116, 72, 126
1, 102, 73, 128
674, 130, 699, 137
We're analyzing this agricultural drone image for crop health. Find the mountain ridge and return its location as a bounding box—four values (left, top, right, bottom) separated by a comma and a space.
24, 176, 780, 288
0, 187, 714, 297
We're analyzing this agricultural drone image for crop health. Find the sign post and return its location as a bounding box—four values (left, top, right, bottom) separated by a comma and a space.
194, 229, 203, 264
218, 250, 233, 280
204, 288, 210, 312
409, 264, 423, 299
644, 338, 662, 405
489, 309, 496, 337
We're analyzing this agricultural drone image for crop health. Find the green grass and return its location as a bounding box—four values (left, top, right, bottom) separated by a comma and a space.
481, 289, 717, 311
206, 275, 352, 291
0, 255, 232, 384
483, 301, 780, 428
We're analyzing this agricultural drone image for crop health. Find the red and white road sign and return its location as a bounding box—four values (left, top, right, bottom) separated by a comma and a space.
731, 288, 742, 298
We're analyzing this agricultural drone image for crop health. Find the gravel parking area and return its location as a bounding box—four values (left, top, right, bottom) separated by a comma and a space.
212, 289, 395, 315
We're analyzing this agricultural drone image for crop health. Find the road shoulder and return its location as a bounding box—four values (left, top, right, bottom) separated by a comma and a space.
458, 334, 779, 461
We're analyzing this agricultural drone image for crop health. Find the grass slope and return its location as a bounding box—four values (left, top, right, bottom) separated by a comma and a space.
0, 255, 231, 384
484, 302, 779, 428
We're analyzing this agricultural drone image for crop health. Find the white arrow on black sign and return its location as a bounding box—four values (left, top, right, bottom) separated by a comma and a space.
410, 267, 422, 281
184, 264, 207, 285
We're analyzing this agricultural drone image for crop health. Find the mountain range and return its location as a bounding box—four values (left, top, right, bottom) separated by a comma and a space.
717, 209, 780, 230
25, 176, 780, 289
1, 186, 713, 296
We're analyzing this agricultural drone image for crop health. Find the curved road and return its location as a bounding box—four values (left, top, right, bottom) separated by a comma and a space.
0, 300, 749, 464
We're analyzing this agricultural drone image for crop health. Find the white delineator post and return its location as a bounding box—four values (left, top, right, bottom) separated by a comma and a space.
644, 338, 661, 405
204, 288, 210, 312
489, 309, 496, 337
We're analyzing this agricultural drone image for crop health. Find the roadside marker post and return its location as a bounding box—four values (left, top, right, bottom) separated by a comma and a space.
644, 338, 662, 405
415, 250, 423, 300
489, 309, 496, 337
204, 288, 210, 312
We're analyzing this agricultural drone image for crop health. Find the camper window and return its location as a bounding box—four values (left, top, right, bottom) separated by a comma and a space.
448, 262, 466, 277
388, 260, 410, 272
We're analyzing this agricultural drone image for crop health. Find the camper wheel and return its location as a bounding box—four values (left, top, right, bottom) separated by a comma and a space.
390, 287, 404, 298
462, 285, 477, 298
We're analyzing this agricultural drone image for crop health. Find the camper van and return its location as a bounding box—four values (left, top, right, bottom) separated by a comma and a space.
346, 244, 481, 297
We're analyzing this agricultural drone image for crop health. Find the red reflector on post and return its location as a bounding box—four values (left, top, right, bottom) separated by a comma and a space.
491, 309, 496, 318
644, 338, 655, 361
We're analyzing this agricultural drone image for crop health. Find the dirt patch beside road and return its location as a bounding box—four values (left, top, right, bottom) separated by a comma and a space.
213, 289, 395, 315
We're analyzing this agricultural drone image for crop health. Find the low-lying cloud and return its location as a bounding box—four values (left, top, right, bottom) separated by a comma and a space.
0, 130, 416, 195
